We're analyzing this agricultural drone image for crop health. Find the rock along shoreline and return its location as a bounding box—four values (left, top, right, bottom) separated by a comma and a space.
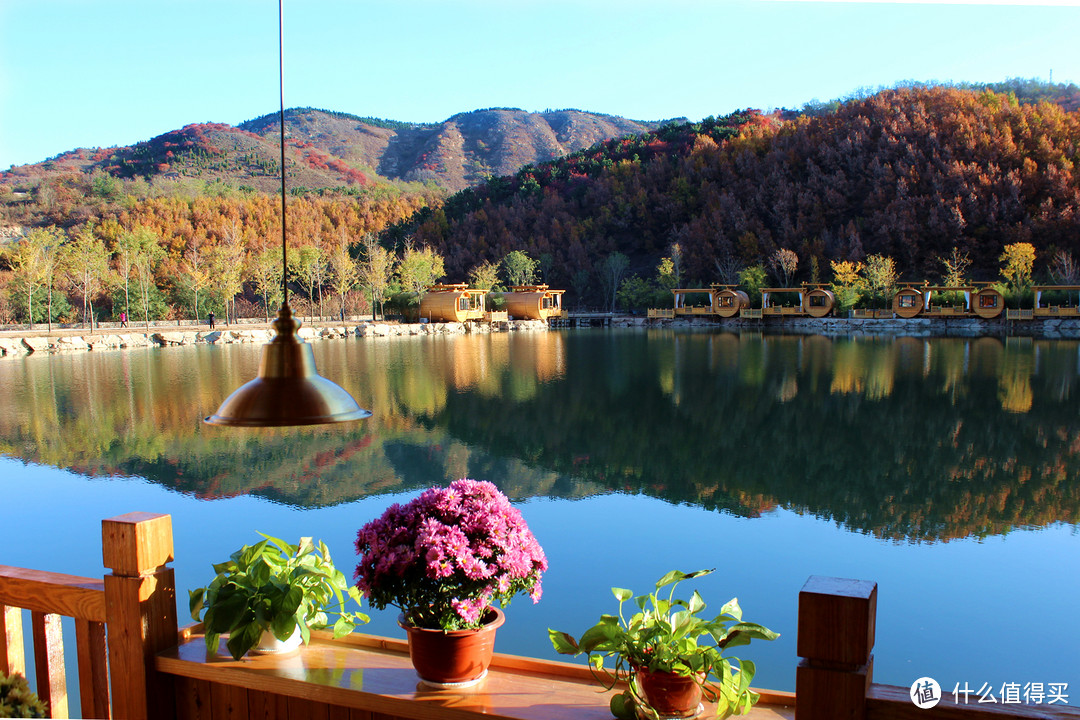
3, 315, 1080, 358
0, 319, 550, 358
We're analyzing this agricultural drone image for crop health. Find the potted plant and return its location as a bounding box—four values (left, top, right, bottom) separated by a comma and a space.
189, 533, 368, 660
355, 478, 547, 686
0, 671, 48, 718
549, 569, 779, 720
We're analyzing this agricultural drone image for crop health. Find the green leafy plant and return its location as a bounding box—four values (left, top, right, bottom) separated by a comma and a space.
0, 671, 48, 718
549, 569, 779, 719
189, 533, 368, 660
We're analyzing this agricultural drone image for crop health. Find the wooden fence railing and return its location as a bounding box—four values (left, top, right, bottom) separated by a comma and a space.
849, 309, 897, 319
0, 566, 107, 718
3, 517, 1076, 720
1035, 306, 1080, 317
0, 512, 178, 719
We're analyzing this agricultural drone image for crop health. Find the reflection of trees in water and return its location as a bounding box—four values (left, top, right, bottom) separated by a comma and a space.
0, 337, 597, 507
0, 332, 1077, 540
425, 333, 1080, 542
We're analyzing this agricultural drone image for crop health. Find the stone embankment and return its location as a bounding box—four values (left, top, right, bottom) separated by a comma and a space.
0, 319, 549, 357
5, 314, 1079, 358
647, 315, 1080, 338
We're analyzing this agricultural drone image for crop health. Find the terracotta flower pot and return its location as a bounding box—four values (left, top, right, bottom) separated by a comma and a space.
634, 668, 703, 719
399, 607, 505, 687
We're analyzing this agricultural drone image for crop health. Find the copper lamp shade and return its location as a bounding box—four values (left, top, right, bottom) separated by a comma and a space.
205, 305, 371, 427
204, 0, 370, 428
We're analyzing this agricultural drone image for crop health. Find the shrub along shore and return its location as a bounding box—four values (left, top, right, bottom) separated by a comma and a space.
2, 315, 1079, 358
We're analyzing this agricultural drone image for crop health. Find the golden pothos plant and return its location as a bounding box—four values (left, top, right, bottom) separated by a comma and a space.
189, 534, 368, 660
549, 569, 779, 719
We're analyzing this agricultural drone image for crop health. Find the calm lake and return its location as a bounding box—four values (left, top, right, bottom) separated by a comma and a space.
1, 329, 1077, 697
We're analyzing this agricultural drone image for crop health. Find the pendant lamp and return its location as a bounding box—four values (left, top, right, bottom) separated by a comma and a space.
204, 0, 370, 427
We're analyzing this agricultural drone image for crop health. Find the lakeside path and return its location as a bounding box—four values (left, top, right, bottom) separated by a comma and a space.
2, 318, 282, 340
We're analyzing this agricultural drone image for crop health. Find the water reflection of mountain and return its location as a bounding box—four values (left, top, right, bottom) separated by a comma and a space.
0, 332, 1077, 540
423, 332, 1080, 542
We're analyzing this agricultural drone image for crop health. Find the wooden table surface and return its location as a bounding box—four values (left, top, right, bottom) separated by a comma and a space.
156, 631, 795, 720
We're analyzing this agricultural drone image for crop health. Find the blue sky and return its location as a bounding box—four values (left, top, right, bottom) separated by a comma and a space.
1, 0, 1078, 170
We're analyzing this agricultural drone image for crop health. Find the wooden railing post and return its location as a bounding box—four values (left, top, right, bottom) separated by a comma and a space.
1, 604, 26, 677
31, 611, 67, 717
796, 576, 877, 720
102, 512, 178, 720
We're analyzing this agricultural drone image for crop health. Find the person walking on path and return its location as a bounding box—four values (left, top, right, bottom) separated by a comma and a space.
119, 311, 127, 328
208, 311, 215, 330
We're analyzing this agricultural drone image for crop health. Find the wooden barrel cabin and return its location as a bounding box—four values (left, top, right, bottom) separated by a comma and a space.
803, 286, 836, 318
892, 285, 926, 319
420, 284, 487, 323
712, 286, 750, 318
972, 285, 1005, 319
503, 285, 566, 321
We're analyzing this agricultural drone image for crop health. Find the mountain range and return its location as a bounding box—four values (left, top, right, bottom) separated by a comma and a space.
2, 108, 673, 194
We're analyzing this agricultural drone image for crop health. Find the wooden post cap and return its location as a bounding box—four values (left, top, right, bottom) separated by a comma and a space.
797, 576, 877, 668
102, 513, 174, 576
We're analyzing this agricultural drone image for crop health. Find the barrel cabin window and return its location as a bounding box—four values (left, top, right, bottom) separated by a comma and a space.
979, 294, 998, 308
719, 296, 734, 307
809, 295, 827, 308
898, 295, 916, 308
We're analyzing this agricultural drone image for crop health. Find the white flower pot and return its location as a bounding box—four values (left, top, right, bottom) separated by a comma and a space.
251, 626, 303, 655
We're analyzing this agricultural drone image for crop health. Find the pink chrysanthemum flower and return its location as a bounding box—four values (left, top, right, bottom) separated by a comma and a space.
355, 479, 547, 631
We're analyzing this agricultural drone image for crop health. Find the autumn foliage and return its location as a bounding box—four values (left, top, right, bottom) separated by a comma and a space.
402, 87, 1080, 302
4, 85, 1080, 315
0, 190, 434, 323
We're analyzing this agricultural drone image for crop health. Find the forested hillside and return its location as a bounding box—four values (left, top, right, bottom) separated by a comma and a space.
0, 189, 435, 326
2, 83, 1079, 325
405, 86, 1080, 295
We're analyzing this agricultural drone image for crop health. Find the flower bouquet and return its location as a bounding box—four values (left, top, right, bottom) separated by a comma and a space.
355, 478, 547, 684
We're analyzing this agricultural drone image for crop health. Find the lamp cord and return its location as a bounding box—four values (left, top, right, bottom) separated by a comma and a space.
279, 0, 288, 308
